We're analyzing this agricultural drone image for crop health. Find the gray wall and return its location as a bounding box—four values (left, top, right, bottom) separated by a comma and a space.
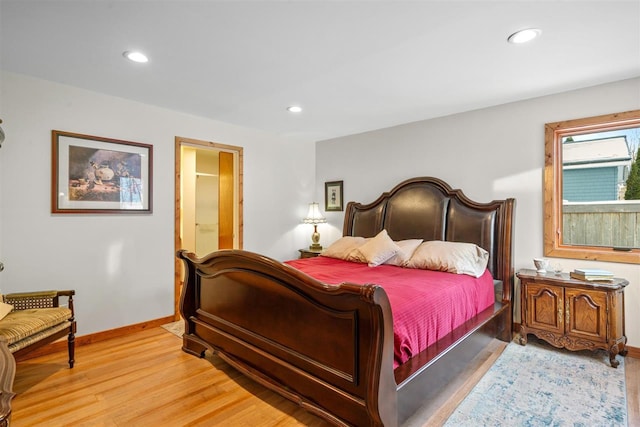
0, 72, 315, 336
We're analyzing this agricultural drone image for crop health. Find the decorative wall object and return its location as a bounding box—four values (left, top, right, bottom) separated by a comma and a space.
0, 119, 5, 148
51, 130, 152, 214
324, 180, 343, 211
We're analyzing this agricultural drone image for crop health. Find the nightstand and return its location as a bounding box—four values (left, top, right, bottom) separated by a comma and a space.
517, 269, 628, 367
298, 248, 323, 259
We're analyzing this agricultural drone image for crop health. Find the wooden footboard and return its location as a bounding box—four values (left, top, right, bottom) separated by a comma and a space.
177, 249, 398, 427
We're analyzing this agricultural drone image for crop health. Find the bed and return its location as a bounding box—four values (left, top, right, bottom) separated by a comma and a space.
177, 176, 515, 426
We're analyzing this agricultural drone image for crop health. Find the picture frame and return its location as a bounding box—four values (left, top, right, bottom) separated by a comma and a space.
325, 180, 343, 211
51, 130, 153, 214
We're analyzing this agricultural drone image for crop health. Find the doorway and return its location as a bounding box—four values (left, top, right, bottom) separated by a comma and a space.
174, 136, 243, 317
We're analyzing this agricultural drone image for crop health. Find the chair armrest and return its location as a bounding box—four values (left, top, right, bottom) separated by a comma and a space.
3, 290, 75, 317
0, 338, 16, 425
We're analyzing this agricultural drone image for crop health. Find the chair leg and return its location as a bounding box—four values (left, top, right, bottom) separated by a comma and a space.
67, 331, 75, 368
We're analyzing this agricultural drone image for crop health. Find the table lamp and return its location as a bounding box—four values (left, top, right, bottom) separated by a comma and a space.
302, 202, 327, 250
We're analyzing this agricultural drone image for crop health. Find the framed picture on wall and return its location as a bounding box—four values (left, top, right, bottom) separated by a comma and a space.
325, 180, 343, 211
51, 130, 153, 214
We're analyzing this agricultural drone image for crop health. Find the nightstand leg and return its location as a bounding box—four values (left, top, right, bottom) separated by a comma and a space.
518, 327, 528, 345
609, 338, 627, 368
609, 348, 620, 369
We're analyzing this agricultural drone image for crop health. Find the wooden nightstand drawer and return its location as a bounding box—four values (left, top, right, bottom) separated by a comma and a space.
298, 249, 322, 259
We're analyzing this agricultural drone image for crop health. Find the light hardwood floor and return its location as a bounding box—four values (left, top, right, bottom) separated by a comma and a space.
9, 328, 639, 426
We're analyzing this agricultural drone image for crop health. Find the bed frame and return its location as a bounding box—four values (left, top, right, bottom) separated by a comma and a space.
177, 176, 515, 426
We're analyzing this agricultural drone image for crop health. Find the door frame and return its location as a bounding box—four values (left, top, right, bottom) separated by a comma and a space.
174, 136, 243, 319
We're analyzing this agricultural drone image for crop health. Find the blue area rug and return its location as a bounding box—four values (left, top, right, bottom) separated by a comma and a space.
444, 339, 627, 426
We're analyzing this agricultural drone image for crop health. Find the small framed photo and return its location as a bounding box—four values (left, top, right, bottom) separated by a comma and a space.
325, 180, 343, 211
52, 130, 153, 214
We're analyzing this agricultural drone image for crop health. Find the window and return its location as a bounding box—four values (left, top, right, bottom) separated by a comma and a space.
544, 110, 640, 264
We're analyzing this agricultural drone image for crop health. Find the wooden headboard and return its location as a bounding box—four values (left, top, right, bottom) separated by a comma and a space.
343, 176, 516, 300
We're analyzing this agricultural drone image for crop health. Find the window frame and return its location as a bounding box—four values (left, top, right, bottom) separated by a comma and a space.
544, 109, 640, 264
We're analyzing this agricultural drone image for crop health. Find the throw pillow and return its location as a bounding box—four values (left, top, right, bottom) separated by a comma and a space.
0, 302, 13, 321
354, 229, 400, 267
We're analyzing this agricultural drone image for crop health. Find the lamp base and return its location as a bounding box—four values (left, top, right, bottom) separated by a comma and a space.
309, 224, 323, 251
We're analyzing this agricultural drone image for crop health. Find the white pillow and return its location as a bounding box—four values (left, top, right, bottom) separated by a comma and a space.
405, 240, 489, 278
353, 230, 400, 267
321, 236, 367, 260
383, 239, 423, 267
0, 302, 13, 321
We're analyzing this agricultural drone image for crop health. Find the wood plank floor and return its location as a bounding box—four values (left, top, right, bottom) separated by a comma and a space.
9, 328, 640, 426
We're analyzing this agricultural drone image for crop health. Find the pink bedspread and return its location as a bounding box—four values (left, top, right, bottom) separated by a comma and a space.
285, 256, 495, 368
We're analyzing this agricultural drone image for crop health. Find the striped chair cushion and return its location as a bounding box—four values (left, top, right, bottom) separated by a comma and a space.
0, 308, 72, 346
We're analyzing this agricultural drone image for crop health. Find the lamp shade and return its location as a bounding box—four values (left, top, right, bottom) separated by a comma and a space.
302, 202, 327, 225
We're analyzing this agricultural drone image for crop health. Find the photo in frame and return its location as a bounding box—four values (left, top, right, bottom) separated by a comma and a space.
51, 130, 153, 213
325, 180, 343, 211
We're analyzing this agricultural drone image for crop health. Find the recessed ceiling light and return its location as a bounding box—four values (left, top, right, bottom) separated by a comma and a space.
507, 28, 541, 44
123, 51, 149, 63
287, 105, 303, 113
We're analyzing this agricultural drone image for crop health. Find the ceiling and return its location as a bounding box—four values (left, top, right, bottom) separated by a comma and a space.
1, 1, 639, 141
